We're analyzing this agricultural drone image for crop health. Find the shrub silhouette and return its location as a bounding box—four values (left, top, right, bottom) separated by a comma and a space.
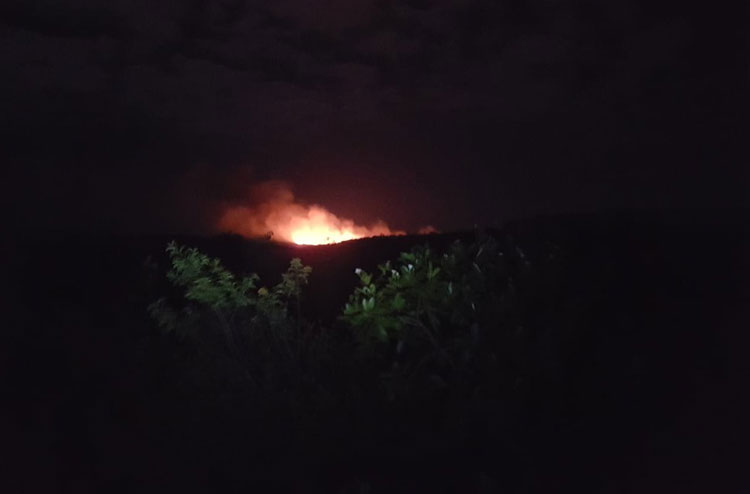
148, 241, 319, 392
340, 234, 535, 405
144, 231, 693, 492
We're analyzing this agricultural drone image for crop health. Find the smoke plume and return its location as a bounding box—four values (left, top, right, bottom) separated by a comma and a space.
218, 181, 406, 244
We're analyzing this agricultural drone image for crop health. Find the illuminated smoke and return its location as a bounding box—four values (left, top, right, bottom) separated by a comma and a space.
218, 181, 406, 245
418, 225, 438, 234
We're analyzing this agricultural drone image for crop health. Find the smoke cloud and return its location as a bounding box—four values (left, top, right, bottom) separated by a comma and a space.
218, 181, 406, 244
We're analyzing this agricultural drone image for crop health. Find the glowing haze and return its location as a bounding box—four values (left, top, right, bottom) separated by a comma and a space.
219, 181, 406, 245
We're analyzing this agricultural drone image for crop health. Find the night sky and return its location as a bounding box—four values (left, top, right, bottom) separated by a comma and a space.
2, 0, 747, 234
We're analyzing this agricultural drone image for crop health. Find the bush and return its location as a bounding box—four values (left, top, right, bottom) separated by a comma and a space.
338, 235, 535, 405
145, 235, 570, 487
148, 242, 318, 391
148, 236, 537, 400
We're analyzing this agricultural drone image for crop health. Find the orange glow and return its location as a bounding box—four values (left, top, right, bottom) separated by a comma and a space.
219, 182, 405, 245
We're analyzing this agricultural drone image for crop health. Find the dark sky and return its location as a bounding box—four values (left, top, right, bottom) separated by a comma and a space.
2, 0, 747, 234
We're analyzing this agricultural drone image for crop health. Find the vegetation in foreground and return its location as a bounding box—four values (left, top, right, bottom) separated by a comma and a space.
6, 216, 746, 493
149, 236, 539, 433
140, 227, 714, 492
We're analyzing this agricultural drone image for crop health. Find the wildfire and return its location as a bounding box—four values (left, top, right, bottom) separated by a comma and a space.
219, 182, 405, 245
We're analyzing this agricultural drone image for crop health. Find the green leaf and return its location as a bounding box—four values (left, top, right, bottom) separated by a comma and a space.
376, 326, 388, 341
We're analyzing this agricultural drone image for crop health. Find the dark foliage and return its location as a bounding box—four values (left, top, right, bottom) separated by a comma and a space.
3, 212, 749, 493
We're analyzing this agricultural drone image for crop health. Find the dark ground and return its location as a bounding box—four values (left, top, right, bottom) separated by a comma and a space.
2, 210, 748, 492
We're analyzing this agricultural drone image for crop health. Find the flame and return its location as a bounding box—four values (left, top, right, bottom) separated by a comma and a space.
219, 182, 405, 245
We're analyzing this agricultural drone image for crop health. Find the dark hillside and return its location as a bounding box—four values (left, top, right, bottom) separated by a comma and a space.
3, 211, 748, 492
